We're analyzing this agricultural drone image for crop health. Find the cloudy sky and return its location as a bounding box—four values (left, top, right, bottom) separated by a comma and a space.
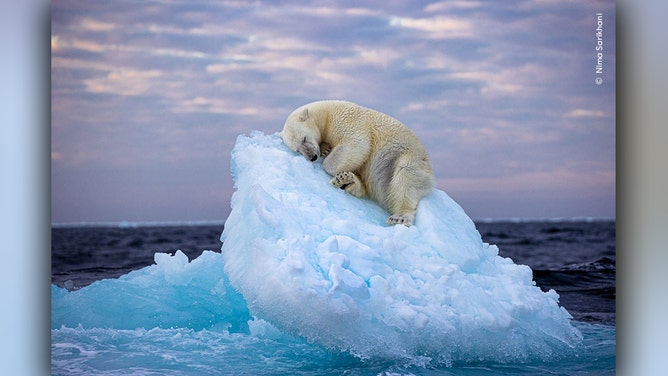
51, 0, 615, 224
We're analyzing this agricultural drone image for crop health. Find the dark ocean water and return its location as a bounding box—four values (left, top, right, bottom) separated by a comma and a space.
52, 220, 616, 325
51, 220, 615, 375
52, 223, 224, 290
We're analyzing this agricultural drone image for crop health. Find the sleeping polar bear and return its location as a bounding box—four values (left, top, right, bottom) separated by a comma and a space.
279, 100, 435, 226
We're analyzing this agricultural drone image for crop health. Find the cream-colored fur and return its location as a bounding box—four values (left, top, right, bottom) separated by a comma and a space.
279, 100, 435, 226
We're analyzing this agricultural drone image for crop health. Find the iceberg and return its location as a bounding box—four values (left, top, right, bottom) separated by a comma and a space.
221, 131, 582, 364
52, 250, 251, 333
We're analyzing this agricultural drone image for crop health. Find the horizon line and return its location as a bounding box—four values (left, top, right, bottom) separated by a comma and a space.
51, 216, 616, 228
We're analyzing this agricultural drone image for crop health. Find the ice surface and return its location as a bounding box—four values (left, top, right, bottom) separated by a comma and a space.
220, 131, 583, 364
52, 250, 251, 332
51, 131, 587, 369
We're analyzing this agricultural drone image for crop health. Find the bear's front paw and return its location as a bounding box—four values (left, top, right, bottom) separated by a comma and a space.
331, 171, 366, 197
331, 171, 355, 190
319, 142, 332, 158
387, 214, 413, 227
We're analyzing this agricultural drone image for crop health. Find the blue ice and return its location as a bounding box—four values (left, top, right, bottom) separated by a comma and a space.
220, 132, 582, 364
52, 131, 583, 369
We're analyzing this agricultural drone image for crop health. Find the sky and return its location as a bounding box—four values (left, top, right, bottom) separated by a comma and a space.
51, 0, 616, 224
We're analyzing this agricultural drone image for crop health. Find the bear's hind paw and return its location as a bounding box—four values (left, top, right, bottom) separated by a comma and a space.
387, 214, 413, 227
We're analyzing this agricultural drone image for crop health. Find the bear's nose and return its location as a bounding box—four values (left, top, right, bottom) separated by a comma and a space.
310, 155, 318, 162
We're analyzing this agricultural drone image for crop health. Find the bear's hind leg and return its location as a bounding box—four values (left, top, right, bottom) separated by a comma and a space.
385, 157, 434, 227
386, 182, 420, 226
386, 190, 418, 226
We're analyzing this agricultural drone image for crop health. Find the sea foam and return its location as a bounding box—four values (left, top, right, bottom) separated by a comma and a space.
220, 131, 583, 364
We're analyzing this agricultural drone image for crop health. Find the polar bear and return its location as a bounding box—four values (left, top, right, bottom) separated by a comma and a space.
279, 100, 435, 226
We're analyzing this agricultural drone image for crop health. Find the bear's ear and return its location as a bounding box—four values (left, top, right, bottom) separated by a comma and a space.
298, 107, 309, 122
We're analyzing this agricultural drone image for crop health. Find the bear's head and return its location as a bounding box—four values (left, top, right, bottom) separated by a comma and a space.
279, 106, 321, 162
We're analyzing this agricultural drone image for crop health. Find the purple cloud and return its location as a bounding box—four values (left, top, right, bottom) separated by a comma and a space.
52, 0, 615, 222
